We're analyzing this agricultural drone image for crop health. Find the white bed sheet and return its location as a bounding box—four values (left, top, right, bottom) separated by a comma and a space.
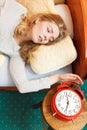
0, 55, 72, 87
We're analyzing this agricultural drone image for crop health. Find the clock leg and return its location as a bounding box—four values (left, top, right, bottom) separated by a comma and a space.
48, 126, 53, 130
41, 105, 53, 130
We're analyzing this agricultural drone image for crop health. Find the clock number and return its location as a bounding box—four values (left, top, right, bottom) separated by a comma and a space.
68, 92, 72, 98
68, 110, 72, 115
75, 105, 80, 109
59, 94, 64, 100
56, 98, 61, 102
74, 99, 79, 103
73, 109, 76, 113
64, 92, 67, 97
61, 107, 64, 110
60, 95, 64, 99
57, 103, 61, 107
73, 95, 77, 100
56, 94, 64, 102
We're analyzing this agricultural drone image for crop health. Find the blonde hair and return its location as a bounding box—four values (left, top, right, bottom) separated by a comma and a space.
14, 13, 67, 63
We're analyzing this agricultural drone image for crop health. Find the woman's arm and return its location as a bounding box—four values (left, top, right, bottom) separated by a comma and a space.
9, 55, 83, 93
52, 73, 83, 84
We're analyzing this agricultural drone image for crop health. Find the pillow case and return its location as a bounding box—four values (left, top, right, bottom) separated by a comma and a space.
29, 35, 77, 74
18, 0, 73, 38
4, 0, 76, 75
55, 4, 74, 38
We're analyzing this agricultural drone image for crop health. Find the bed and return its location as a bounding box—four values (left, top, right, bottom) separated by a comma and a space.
0, 0, 87, 90
65, 0, 87, 79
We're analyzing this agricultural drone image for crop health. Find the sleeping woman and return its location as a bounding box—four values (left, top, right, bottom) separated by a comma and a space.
0, 0, 83, 93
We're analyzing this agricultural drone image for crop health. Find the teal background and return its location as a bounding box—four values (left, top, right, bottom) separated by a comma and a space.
0, 90, 47, 130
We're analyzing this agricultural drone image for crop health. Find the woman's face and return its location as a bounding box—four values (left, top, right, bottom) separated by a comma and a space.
30, 20, 59, 44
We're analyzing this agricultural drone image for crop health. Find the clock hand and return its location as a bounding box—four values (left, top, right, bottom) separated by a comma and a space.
65, 94, 69, 111
65, 102, 69, 111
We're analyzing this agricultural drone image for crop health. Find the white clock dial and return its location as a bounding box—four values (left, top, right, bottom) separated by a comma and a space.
55, 90, 81, 116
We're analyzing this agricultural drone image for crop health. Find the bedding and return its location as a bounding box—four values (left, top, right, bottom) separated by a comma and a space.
0, 3, 73, 87
0, 55, 72, 86
0, 0, 86, 88
29, 35, 77, 74
55, 4, 73, 38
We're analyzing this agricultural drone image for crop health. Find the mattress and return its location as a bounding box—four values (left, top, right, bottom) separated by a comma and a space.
0, 55, 72, 87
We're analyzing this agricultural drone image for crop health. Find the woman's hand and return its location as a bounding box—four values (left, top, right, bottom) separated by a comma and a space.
49, 73, 83, 85
58, 73, 83, 84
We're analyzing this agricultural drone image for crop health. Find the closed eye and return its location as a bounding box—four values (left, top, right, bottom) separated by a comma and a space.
47, 26, 53, 33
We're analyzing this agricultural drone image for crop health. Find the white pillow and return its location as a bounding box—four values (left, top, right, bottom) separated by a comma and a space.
29, 35, 77, 74
55, 4, 74, 38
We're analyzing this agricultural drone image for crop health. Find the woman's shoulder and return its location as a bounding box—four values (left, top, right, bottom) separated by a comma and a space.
1, 0, 27, 17
0, 0, 27, 35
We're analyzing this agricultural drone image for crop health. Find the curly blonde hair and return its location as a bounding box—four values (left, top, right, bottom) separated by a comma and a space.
14, 13, 67, 64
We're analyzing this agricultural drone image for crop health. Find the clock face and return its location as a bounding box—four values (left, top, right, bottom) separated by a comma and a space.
55, 89, 81, 116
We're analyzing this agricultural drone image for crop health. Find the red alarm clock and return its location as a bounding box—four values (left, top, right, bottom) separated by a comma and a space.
51, 81, 84, 121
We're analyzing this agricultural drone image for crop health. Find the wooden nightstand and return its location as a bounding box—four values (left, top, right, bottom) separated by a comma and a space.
42, 86, 87, 130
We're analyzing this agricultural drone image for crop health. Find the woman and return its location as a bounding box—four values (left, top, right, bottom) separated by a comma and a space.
0, 0, 83, 93
14, 13, 67, 64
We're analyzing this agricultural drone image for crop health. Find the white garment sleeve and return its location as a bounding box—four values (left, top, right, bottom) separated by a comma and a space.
9, 55, 51, 93
0, 0, 6, 7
